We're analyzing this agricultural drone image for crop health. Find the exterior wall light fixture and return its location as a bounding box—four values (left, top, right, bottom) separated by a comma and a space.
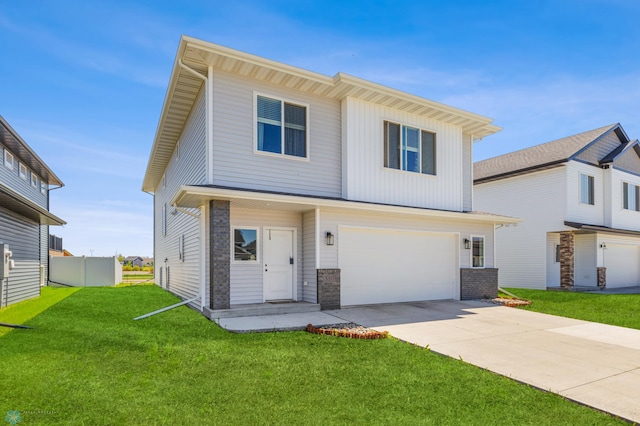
325, 232, 335, 246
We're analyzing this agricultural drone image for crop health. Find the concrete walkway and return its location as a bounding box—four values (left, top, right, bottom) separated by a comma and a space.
216, 300, 640, 422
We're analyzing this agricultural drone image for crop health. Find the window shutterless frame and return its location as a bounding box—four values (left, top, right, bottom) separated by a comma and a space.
3, 149, 14, 170
579, 173, 594, 205
383, 120, 436, 175
622, 182, 640, 212
232, 227, 260, 263
470, 235, 485, 268
253, 92, 310, 161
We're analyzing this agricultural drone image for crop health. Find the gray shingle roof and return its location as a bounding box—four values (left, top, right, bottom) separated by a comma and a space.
474, 124, 618, 182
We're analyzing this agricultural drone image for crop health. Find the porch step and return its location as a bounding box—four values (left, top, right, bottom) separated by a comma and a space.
204, 302, 321, 319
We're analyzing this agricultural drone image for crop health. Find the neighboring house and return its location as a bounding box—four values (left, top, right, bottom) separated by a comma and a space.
142, 36, 518, 317
124, 256, 144, 268
141, 257, 154, 267
0, 116, 65, 307
474, 123, 640, 290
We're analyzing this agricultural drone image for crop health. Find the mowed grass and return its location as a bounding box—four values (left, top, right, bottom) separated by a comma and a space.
0, 286, 625, 425
504, 288, 640, 330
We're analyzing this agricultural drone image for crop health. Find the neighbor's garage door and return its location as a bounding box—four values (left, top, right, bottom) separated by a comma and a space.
339, 227, 457, 306
606, 244, 640, 288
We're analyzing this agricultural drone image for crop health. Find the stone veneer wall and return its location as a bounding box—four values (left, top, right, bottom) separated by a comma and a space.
560, 232, 575, 289
317, 269, 340, 310
460, 268, 498, 300
597, 267, 606, 290
209, 200, 230, 310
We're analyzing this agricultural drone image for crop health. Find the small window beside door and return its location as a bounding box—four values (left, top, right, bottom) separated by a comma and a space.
471, 235, 485, 268
233, 228, 258, 262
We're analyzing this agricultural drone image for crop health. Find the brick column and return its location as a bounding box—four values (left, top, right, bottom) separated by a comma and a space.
210, 200, 230, 310
560, 232, 574, 289
597, 267, 606, 290
460, 268, 498, 300
317, 269, 340, 310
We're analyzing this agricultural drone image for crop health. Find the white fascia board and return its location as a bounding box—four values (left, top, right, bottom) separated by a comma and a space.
171, 185, 521, 225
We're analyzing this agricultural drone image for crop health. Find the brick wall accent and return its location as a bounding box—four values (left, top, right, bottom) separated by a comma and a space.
317, 269, 340, 310
597, 267, 606, 290
560, 232, 575, 289
460, 268, 498, 300
209, 200, 230, 310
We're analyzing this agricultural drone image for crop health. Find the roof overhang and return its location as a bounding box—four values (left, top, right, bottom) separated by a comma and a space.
171, 185, 520, 225
0, 116, 63, 187
564, 221, 640, 237
0, 182, 65, 226
143, 35, 501, 192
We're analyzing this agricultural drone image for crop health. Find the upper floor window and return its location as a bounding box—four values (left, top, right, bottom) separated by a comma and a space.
384, 121, 436, 175
580, 174, 594, 205
19, 163, 27, 180
31, 172, 38, 188
623, 182, 640, 212
256, 95, 307, 158
40, 181, 46, 194
3, 149, 14, 170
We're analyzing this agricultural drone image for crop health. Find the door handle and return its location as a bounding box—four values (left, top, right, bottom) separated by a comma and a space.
265, 264, 268, 272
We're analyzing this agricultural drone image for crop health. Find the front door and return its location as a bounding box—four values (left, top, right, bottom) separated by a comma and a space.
263, 228, 294, 301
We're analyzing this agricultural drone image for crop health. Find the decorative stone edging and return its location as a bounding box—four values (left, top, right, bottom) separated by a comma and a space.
484, 297, 532, 307
306, 323, 389, 339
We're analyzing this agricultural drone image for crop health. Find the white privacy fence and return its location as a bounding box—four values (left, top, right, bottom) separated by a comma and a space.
49, 256, 122, 287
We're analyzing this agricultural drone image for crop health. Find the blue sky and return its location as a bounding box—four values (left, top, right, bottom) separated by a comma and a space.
2, 0, 639, 257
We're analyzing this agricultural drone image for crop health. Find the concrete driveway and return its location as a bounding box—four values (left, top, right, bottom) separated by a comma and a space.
326, 300, 640, 423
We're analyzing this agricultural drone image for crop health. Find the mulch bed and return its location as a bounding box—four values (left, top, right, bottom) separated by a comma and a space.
484, 297, 532, 307
306, 323, 389, 339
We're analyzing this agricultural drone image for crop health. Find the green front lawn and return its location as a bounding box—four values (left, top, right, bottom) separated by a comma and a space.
505, 288, 640, 330
0, 286, 624, 425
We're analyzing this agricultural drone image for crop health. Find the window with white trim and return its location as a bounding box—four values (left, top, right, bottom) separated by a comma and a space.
31, 172, 38, 188
178, 235, 185, 262
4, 149, 14, 170
40, 181, 46, 194
233, 228, 258, 262
256, 95, 307, 158
19, 163, 27, 180
471, 236, 485, 268
580, 174, 594, 205
384, 121, 436, 175
623, 182, 640, 211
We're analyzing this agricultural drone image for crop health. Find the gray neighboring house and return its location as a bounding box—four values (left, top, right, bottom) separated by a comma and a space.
0, 116, 65, 307
475, 123, 640, 290
124, 256, 144, 267
142, 36, 518, 318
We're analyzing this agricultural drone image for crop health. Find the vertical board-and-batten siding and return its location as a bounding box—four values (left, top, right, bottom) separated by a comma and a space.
474, 167, 568, 289
342, 97, 464, 211
0, 207, 40, 305
229, 208, 303, 305
566, 161, 605, 226
211, 70, 342, 197
0, 143, 48, 208
154, 86, 207, 302
462, 134, 473, 211
610, 168, 640, 231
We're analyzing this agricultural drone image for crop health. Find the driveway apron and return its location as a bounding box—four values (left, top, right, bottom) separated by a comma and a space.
327, 300, 640, 423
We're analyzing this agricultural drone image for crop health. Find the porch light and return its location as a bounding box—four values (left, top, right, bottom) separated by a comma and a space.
464, 238, 471, 250
325, 232, 335, 246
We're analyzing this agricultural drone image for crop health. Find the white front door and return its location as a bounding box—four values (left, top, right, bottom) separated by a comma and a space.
263, 228, 294, 301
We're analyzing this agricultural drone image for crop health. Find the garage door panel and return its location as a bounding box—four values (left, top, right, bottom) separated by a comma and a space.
606, 245, 640, 288
340, 228, 457, 306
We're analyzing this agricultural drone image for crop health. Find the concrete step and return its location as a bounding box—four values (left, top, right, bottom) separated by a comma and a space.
204, 302, 321, 319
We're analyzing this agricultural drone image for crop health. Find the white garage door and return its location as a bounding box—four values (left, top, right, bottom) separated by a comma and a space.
339, 227, 457, 306
605, 244, 640, 288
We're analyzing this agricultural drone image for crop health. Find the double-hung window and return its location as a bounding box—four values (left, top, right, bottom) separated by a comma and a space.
3, 149, 14, 170
256, 95, 307, 158
623, 182, 640, 211
384, 121, 436, 175
580, 174, 594, 205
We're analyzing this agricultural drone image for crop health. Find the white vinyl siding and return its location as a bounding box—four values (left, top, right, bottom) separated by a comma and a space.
154, 87, 207, 302
474, 166, 568, 289
342, 97, 464, 210
567, 162, 604, 225
212, 70, 341, 197
229, 208, 303, 305
317, 208, 494, 271
611, 169, 640, 231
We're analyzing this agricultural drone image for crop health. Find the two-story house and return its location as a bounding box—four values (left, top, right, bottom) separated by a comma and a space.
474, 123, 640, 290
0, 115, 65, 307
142, 36, 518, 318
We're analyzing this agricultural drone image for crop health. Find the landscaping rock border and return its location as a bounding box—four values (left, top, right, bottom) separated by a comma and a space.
306, 323, 389, 339
484, 297, 532, 307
